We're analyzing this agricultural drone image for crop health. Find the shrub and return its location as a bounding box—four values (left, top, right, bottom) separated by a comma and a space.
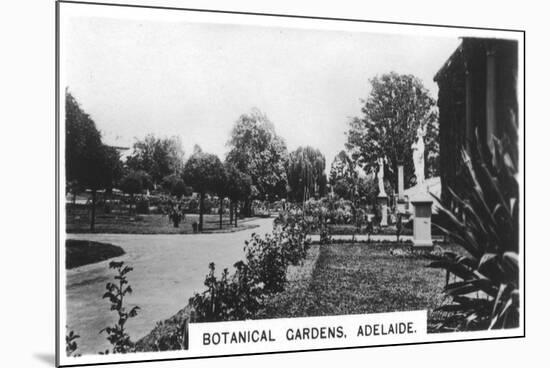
427, 137, 519, 331
65, 330, 80, 357
191, 214, 311, 322
147, 314, 190, 351
191, 262, 263, 322
100, 261, 140, 353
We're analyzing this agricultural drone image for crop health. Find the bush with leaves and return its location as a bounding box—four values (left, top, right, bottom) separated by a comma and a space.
100, 261, 140, 353
191, 214, 312, 322
65, 330, 81, 357
191, 262, 264, 322
428, 136, 519, 331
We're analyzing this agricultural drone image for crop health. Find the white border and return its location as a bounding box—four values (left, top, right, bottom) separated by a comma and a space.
56, 2, 525, 366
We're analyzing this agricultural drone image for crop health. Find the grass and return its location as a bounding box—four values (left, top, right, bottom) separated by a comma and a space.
66, 239, 125, 269
260, 242, 463, 326
66, 209, 260, 234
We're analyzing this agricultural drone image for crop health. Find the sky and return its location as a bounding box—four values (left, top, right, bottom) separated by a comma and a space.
63, 15, 461, 173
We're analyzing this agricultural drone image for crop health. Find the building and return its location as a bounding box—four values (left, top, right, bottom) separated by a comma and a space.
434, 37, 518, 204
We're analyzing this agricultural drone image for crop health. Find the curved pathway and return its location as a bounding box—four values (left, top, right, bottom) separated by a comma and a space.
65, 217, 274, 355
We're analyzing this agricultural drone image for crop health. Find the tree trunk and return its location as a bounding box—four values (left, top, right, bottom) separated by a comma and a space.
130, 193, 134, 215
90, 190, 97, 232
219, 198, 223, 230
234, 202, 238, 227
243, 197, 251, 217
199, 192, 204, 232
229, 199, 234, 224
71, 190, 77, 216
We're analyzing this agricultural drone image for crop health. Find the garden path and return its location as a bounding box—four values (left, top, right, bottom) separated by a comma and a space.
64, 217, 274, 355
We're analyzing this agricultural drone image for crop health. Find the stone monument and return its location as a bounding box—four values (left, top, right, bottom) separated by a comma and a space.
411, 125, 426, 187
396, 162, 406, 214
376, 157, 388, 226
410, 125, 433, 248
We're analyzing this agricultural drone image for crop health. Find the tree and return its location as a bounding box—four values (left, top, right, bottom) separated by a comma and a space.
119, 170, 152, 213
214, 168, 228, 230
226, 109, 288, 214
346, 72, 439, 191
183, 152, 225, 231
161, 174, 190, 199
65, 90, 102, 184
65, 90, 122, 231
126, 134, 185, 187
224, 162, 252, 227
287, 146, 326, 204
329, 150, 356, 186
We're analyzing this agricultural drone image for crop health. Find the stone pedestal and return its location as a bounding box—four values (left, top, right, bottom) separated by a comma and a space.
377, 195, 388, 227
397, 164, 404, 200
411, 194, 433, 248
396, 200, 407, 214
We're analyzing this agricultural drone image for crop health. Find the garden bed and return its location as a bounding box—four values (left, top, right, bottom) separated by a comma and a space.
65, 239, 125, 269
257, 244, 321, 319
135, 304, 192, 352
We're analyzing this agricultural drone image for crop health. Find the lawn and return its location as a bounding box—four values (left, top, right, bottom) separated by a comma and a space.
66, 239, 125, 269
259, 242, 461, 327
66, 210, 260, 234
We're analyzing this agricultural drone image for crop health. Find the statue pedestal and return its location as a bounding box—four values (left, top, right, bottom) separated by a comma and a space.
410, 193, 433, 248
377, 195, 388, 227
396, 199, 407, 214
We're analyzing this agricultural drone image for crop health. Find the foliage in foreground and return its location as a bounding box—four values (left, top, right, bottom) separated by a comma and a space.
190, 211, 311, 322
100, 261, 140, 353
428, 137, 519, 331
65, 330, 81, 357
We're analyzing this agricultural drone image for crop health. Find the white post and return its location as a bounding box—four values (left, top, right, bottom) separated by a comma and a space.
378, 195, 388, 227
411, 194, 433, 248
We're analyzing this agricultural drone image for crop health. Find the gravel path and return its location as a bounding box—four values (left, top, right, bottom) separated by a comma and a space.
64, 218, 274, 355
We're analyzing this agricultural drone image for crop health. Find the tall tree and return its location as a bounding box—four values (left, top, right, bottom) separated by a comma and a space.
161, 174, 190, 199
119, 170, 152, 213
224, 162, 252, 227
65, 90, 122, 230
226, 109, 288, 212
126, 134, 185, 187
183, 152, 225, 231
329, 151, 356, 185
346, 72, 439, 190
329, 150, 358, 200
287, 146, 326, 204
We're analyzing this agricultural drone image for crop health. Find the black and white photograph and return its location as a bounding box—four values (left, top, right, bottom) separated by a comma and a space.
54, 1, 524, 366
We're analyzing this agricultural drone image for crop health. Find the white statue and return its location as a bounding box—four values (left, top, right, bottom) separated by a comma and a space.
377, 157, 387, 197
412, 125, 426, 187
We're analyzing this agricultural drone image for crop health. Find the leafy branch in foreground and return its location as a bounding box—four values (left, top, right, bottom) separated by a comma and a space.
428, 134, 519, 331
65, 329, 81, 357
100, 261, 140, 353
191, 212, 311, 322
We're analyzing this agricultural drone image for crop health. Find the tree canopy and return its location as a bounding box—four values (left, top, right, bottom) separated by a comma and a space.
161, 174, 190, 199
346, 72, 439, 190
126, 134, 185, 187
65, 90, 123, 230
226, 109, 288, 200
183, 151, 225, 195
223, 162, 252, 202
287, 146, 327, 202
119, 170, 152, 197
183, 151, 225, 231
329, 150, 356, 186
65, 91, 123, 192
